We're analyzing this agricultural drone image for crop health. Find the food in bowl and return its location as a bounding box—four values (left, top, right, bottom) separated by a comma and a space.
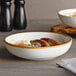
13, 38, 60, 47
58, 9, 76, 28
4, 32, 72, 60
65, 13, 76, 17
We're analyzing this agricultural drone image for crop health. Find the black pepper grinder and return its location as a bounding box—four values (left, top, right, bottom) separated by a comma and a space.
13, 0, 27, 30
0, 0, 12, 32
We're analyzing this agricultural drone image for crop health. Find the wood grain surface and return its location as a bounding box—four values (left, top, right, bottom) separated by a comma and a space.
0, 20, 76, 76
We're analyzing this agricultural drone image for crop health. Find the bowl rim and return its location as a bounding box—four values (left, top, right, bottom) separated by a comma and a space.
4, 32, 72, 49
58, 8, 76, 18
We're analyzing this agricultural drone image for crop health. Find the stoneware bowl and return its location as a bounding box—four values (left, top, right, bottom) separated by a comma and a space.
4, 32, 72, 60
58, 9, 76, 28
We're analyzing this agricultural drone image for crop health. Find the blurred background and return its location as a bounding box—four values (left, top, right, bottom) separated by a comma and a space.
12, 0, 76, 21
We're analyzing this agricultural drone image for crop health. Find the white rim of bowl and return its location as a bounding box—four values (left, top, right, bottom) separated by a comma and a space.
58, 8, 76, 17
4, 32, 72, 49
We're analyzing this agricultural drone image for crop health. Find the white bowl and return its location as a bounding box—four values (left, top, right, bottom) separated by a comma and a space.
58, 9, 76, 28
4, 32, 72, 60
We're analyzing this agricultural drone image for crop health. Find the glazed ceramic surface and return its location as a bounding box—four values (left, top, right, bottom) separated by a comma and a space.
4, 32, 72, 60
58, 9, 76, 28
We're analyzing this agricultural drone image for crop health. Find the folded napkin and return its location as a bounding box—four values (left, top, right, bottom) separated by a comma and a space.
56, 58, 76, 74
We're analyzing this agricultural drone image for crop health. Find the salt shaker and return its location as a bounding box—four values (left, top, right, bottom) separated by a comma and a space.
0, 0, 12, 32
13, 0, 27, 30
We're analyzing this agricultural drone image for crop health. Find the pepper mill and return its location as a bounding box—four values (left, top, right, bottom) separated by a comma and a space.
13, 0, 27, 30
0, 0, 12, 32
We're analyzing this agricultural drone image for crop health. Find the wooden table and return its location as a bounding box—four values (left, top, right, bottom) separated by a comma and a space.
0, 20, 76, 76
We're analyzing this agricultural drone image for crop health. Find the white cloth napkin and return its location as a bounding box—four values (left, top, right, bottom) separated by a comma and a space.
56, 57, 76, 74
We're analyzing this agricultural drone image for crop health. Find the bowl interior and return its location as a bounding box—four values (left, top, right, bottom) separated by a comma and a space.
59, 9, 76, 16
5, 32, 71, 46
